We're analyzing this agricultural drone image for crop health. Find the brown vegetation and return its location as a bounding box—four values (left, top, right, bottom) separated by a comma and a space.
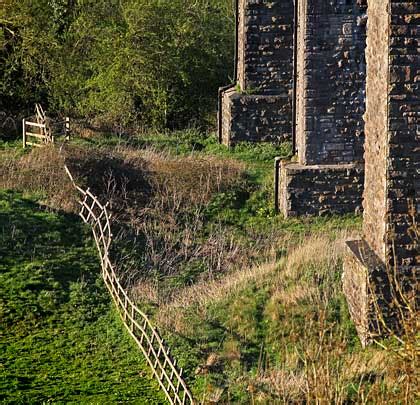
0, 145, 251, 296
0, 146, 77, 211
2, 145, 417, 404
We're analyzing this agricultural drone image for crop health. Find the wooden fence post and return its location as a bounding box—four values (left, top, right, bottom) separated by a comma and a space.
22, 119, 26, 148
65, 117, 70, 140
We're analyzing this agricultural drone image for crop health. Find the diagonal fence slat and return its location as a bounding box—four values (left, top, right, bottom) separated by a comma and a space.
64, 165, 194, 405
23, 106, 70, 148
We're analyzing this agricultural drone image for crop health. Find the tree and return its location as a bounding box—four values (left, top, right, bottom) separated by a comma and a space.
1, 0, 235, 131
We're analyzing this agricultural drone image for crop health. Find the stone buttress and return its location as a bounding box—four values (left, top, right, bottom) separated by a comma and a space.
219, 0, 294, 145
279, 0, 368, 217
343, 0, 419, 346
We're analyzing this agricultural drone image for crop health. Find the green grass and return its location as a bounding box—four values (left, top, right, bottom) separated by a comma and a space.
72, 129, 291, 163
0, 190, 165, 404
0, 139, 22, 150
0, 130, 365, 403
163, 275, 360, 403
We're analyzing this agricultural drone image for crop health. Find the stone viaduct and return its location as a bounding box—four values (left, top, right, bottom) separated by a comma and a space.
218, 0, 419, 343
219, 0, 368, 217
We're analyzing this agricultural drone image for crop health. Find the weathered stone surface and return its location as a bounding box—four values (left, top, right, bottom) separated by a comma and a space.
221, 88, 291, 145
280, 0, 367, 218
343, 240, 419, 347
362, 0, 392, 265
343, 0, 420, 345
279, 162, 364, 217
237, 0, 295, 95
363, 0, 420, 268
220, 0, 294, 146
296, 0, 367, 166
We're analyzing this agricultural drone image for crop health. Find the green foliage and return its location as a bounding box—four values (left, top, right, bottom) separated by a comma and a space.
1, 0, 235, 130
0, 190, 165, 403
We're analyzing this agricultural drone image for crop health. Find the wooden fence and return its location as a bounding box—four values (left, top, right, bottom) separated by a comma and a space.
23, 104, 70, 148
64, 165, 195, 405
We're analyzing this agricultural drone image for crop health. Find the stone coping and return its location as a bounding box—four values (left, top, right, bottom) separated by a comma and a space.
345, 239, 384, 271
345, 239, 420, 275
281, 162, 364, 172
225, 90, 289, 101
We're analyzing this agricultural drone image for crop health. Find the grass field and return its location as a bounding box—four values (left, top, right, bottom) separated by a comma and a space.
0, 190, 164, 404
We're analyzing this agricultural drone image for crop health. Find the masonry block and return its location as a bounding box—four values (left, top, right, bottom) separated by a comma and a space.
279, 162, 364, 218
221, 88, 291, 146
343, 240, 419, 346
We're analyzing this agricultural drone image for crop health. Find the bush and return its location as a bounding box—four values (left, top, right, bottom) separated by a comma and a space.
1, 0, 235, 132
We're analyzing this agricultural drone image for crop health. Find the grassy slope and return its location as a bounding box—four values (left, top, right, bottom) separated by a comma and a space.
0, 190, 165, 404
76, 131, 368, 402
101, 132, 397, 403
3, 132, 385, 403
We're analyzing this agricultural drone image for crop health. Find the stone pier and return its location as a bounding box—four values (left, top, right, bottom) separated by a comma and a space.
219, 0, 294, 146
279, 0, 368, 217
343, 0, 419, 346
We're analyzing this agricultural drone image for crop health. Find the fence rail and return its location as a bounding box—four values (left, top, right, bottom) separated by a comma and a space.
23, 104, 70, 148
22, 118, 51, 147
64, 165, 194, 405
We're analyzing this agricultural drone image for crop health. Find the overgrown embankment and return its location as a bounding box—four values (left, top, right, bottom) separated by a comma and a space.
1, 133, 417, 403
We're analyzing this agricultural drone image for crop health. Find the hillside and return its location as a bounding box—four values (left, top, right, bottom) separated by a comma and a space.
0, 133, 417, 403
1, 0, 418, 402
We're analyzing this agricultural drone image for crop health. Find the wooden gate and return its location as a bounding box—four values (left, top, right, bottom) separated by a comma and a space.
23, 104, 70, 148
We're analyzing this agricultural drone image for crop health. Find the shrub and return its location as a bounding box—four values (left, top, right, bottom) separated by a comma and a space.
1, 0, 235, 132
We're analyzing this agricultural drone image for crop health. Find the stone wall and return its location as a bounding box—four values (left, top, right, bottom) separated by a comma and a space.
363, 0, 420, 268
386, 0, 420, 267
279, 0, 368, 218
279, 162, 364, 217
220, 0, 294, 146
362, 0, 389, 263
343, 0, 419, 345
296, 0, 367, 165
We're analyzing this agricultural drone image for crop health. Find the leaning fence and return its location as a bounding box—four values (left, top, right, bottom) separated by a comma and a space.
23, 104, 70, 148
64, 165, 194, 405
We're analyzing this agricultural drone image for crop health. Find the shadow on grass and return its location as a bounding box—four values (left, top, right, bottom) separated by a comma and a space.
0, 190, 165, 404
0, 190, 105, 325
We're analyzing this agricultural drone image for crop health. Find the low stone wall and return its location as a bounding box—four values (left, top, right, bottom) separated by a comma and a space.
221, 88, 291, 146
279, 162, 364, 217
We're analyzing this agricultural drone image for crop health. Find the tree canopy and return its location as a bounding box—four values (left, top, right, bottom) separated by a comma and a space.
1, 0, 235, 131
